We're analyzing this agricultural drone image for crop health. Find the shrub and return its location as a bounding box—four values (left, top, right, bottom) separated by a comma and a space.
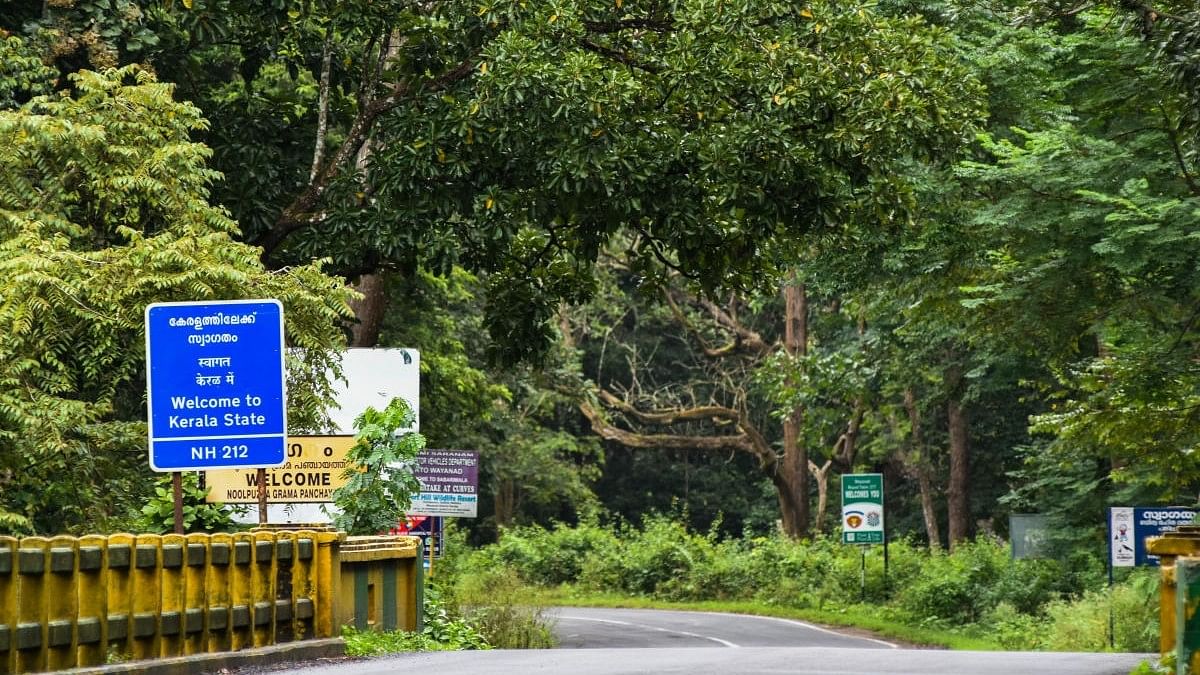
454, 565, 556, 648
137, 473, 245, 533
1040, 570, 1158, 653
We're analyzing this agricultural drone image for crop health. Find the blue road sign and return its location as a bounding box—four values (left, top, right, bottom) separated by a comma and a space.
145, 299, 287, 471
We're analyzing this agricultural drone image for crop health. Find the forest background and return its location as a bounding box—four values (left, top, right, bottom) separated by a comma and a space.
1, 0, 1198, 654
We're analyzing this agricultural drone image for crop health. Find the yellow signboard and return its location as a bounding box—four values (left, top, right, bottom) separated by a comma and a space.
203, 436, 357, 503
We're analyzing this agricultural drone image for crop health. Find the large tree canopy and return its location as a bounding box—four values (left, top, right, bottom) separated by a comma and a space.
1, 0, 985, 363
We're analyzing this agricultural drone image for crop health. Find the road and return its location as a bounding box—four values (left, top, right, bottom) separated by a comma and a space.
277, 607, 1153, 675
551, 607, 895, 649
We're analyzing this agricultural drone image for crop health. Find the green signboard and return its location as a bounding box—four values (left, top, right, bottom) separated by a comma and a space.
842, 473, 884, 545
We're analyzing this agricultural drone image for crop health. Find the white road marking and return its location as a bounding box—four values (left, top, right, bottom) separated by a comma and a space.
690, 611, 898, 649
557, 615, 742, 648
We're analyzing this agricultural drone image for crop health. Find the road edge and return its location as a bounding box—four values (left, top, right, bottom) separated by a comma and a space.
58, 638, 347, 675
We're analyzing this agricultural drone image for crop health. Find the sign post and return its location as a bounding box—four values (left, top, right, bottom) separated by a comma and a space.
1106, 506, 1199, 648
842, 473, 884, 602
146, 299, 287, 529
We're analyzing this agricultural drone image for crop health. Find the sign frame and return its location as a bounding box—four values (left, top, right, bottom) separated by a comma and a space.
1108, 506, 1198, 568
145, 299, 287, 472
409, 450, 479, 517
841, 473, 884, 545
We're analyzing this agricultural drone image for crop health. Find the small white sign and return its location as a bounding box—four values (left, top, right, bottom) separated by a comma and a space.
1110, 507, 1135, 568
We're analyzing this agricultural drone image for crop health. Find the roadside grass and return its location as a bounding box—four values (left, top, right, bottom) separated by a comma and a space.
531, 585, 1004, 651
342, 626, 449, 656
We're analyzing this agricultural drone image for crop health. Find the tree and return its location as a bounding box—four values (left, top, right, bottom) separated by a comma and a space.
0, 66, 354, 533
376, 268, 602, 536
1, 0, 984, 364
330, 397, 425, 535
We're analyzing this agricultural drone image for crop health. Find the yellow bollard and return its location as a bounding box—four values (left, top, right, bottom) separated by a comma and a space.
205, 533, 233, 655
1, 535, 18, 675
228, 532, 254, 651
43, 535, 78, 672
75, 535, 107, 668
182, 533, 209, 656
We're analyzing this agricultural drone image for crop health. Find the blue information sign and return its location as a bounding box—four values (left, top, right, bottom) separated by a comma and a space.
1108, 506, 1199, 568
145, 299, 287, 471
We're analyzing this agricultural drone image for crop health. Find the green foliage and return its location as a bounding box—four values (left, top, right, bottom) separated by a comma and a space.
1039, 570, 1159, 653
0, 66, 354, 534
0, 36, 57, 109
463, 517, 1147, 652
452, 566, 556, 649
421, 586, 494, 650
330, 397, 425, 535
136, 473, 245, 534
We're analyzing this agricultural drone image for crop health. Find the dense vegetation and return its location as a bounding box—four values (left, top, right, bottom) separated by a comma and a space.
448, 517, 1160, 651
1, 0, 1198, 654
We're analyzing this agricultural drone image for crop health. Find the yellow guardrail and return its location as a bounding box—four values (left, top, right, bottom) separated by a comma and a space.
0, 530, 346, 674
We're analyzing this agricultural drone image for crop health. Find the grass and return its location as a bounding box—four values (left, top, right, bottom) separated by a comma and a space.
531, 585, 1004, 651
342, 626, 447, 656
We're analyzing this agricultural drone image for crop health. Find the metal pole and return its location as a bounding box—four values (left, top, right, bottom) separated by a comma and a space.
884, 532, 890, 596
1108, 555, 1115, 649
257, 468, 268, 525
860, 549, 866, 603
172, 471, 184, 534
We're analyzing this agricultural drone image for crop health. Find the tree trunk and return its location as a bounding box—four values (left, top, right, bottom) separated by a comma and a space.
348, 273, 387, 347
494, 478, 516, 529
772, 458, 808, 538
780, 279, 809, 537
945, 367, 970, 550
903, 388, 942, 550
917, 466, 942, 550
808, 459, 832, 532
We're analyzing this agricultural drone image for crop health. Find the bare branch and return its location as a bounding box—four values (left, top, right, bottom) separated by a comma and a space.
580, 39, 664, 74
599, 389, 740, 425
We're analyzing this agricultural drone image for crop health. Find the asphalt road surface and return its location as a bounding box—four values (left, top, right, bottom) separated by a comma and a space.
551, 607, 895, 649
278, 607, 1153, 675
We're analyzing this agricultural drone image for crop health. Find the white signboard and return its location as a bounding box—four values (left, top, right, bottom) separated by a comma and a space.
1110, 507, 1135, 568
224, 347, 420, 524
327, 348, 420, 433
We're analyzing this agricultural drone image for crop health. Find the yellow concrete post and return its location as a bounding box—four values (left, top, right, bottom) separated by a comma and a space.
313, 532, 342, 638
104, 533, 135, 664
250, 531, 276, 647
158, 534, 186, 658
1, 535, 18, 675
14, 537, 49, 674
183, 533, 209, 656
205, 533, 232, 655
131, 534, 163, 661
292, 532, 319, 641
228, 532, 254, 652
44, 535, 78, 672
75, 535, 107, 668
